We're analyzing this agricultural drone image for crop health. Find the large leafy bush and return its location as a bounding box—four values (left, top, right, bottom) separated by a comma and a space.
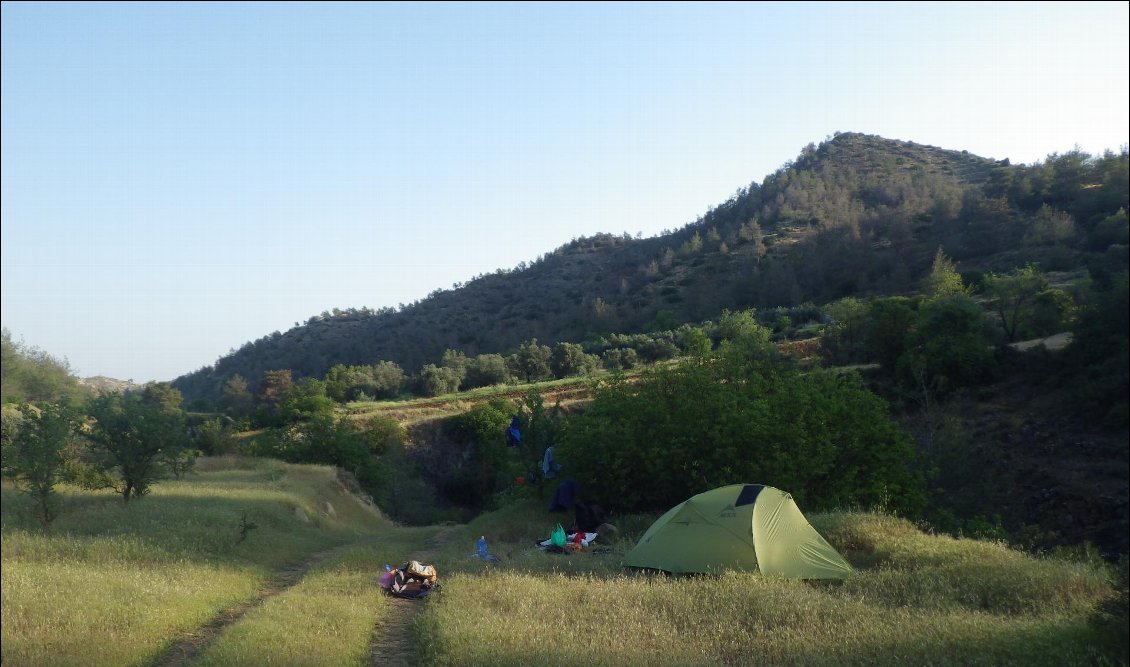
558, 333, 924, 514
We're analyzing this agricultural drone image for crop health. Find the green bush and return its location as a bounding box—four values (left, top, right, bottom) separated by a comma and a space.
558, 334, 925, 514
897, 295, 995, 395
446, 399, 517, 509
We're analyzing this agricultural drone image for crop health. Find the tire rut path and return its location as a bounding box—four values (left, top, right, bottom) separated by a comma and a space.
148, 540, 366, 667
368, 526, 459, 667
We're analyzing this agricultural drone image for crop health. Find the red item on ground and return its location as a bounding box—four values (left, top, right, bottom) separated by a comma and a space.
573, 531, 584, 544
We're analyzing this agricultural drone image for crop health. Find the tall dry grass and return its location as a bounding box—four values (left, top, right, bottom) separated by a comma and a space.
415, 500, 1116, 667
1, 457, 389, 667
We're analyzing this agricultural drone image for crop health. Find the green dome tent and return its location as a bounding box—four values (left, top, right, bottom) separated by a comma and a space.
623, 484, 852, 579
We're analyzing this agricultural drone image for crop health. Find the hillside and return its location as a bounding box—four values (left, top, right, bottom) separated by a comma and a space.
174, 131, 1126, 405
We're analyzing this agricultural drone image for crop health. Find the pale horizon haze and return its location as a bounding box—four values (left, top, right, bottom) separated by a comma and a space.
2, 2, 1127, 383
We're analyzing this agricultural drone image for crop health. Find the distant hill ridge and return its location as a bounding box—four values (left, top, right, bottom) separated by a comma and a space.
172, 132, 1125, 403
78, 376, 142, 395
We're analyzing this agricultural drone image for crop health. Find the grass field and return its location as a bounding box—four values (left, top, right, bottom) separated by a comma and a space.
2, 457, 1123, 666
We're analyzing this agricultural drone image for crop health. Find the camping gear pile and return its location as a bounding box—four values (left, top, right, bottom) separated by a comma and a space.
623, 484, 852, 579
537, 522, 599, 553
539, 489, 609, 554
379, 560, 439, 598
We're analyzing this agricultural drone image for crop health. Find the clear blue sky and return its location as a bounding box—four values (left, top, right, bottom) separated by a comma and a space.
2, 1, 1127, 383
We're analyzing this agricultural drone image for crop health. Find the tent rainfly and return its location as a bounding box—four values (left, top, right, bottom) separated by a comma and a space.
623, 484, 852, 579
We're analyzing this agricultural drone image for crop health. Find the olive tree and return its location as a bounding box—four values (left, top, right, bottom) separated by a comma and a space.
85, 393, 189, 501
1, 402, 76, 527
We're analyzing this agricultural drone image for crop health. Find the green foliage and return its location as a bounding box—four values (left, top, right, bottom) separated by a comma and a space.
1, 329, 88, 406
509, 339, 552, 383
1064, 271, 1129, 426
822, 297, 869, 364
446, 399, 516, 509
463, 354, 510, 389
558, 334, 925, 515
418, 364, 462, 397
360, 414, 405, 455
324, 361, 406, 402
140, 382, 183, 413
866, 297, 917, 373
677, 326, 712, 357
984, 264, 1053, 342
1024, 204, 1076, 245
440, 348, 469, 386
633, 337, 678, 362
172, 138, 1128, 410
514, 391, 566, 485
246, 414, 389, 497
1028, 286, 1075, 337
193, 418, 238, 456
84, 393, 190, 501
375, 439, 450, 525
601, 347, 639, 371
1087, 208, 1129, 251
164, 447, 202, 480
255, 370, 293, 426
921, 248, 968, 301
1, 402, 77, 527
549, 342, 593, 379
898, 295, 995, 395
221, 374, 254, 418
278, 378, 335, 423
716, 308, 764, 343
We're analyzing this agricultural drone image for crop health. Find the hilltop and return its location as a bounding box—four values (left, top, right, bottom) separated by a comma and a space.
77, 375, 143, 395
176, 131, 1117, 405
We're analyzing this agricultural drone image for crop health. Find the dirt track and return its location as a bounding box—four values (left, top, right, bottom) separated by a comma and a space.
368, 526, 458, 667
149, 541, 366, 667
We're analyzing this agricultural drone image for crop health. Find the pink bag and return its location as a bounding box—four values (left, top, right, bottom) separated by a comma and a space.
378, 571, 394, 590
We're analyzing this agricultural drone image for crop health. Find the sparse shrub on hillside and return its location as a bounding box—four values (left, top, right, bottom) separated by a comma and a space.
922, 248, 969, 301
